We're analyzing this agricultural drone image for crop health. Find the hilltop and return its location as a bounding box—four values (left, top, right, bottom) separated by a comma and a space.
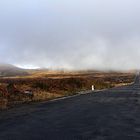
0, 63, 28, 77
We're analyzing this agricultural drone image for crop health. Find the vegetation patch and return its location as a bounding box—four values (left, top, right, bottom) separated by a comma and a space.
0, 72, 135, 109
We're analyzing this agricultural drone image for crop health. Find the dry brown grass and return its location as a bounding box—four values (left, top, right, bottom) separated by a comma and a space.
32, 90, 62, 101
0, 71, 135, 109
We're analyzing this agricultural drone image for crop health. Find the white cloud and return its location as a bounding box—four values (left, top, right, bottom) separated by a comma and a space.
0, 0, 140, 70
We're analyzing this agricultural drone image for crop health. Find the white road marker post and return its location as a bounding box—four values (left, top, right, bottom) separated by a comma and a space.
92, 85, 95, 91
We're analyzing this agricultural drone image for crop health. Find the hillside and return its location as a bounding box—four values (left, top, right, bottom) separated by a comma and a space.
0, 64, 28, 77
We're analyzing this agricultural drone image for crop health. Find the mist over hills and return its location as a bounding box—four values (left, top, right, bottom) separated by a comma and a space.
0, 63, 136, 78
0, 63, 28, 77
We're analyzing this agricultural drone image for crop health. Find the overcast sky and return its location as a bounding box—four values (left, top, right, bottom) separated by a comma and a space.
0, 0, 140, 70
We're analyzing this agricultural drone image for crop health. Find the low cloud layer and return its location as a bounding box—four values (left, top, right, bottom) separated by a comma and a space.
0, 0, 140, 70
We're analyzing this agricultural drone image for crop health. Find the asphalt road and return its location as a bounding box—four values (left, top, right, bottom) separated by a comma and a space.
0, 75, 140, 140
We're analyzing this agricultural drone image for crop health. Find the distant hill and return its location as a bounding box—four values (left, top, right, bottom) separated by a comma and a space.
0, 64, 28, 77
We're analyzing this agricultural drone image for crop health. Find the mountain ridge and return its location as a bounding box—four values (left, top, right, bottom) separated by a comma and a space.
0, 63, 28, 77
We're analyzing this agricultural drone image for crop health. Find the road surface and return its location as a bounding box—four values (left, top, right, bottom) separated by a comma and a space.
0, 75, 140, 140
